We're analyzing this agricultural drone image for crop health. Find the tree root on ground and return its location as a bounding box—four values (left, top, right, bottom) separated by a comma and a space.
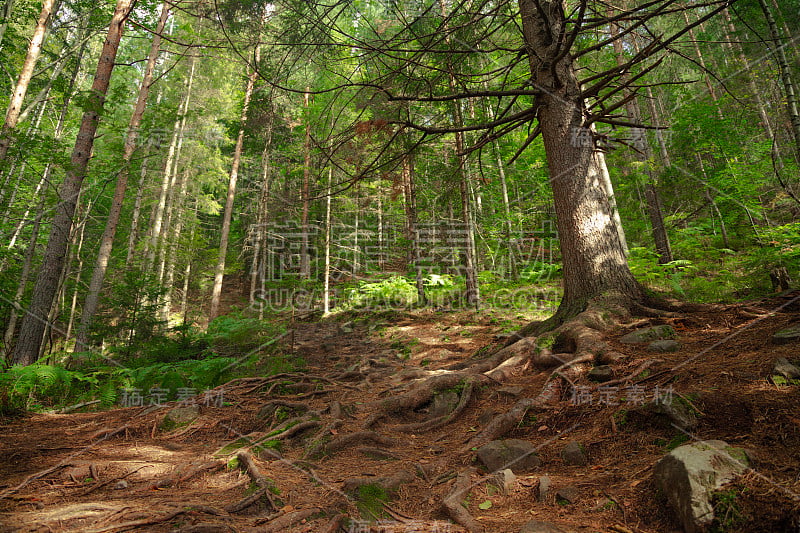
250, 507, 321, 533
325, 431, 395, 456
462, 397, 541, 452
226, 451, 278, 514
392, 378, 475, 433
442, 468, 483, 533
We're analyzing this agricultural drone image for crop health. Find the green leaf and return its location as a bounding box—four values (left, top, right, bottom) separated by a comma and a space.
478, 500, 492, 510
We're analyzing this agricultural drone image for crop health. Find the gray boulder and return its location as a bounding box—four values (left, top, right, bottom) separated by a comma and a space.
164, 405, 200, 425
620, 325, 676, 344
588, 365, 613, 382
773, 323, 800, 345
648, 339, 681, 352
537, 475, 550, 502
476, 439, 541, 473
773, 357, 800, 380
560, 441, 587, 466
555, 486, 580, 504
653, 440, 749, 533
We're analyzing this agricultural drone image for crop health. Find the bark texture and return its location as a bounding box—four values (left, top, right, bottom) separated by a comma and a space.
10, 0, 134, 365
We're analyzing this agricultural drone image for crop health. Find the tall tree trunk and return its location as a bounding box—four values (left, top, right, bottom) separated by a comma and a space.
125, 156, 149, 265
323, 164, 332, 314
0, 0, 57, 163
401, 150, 425, 302
610, 17, 672, 263
439, 0, 479, 307
757, 0, 800, 164
10, 0, 134, 366
74, 3, 168, 352
209, 58, 258, 318
3, 201, 44, 348
249, 108, 274, 303
300, 88, 312, 279
0, 0, 15, 47
518, 0, 642, 318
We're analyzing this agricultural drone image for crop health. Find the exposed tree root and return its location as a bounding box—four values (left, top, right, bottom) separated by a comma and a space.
144, 460, 225, 491
303, 419, 343, 459
226, 451, 278, 513
253, 507, 321, 533
374, 373, 482, 414
463, 397, 541, 452
83, 506, 226, 533
342, 470, 414, 494
392, 378, 475, 433
442, 468, 483, 533
325, 431, 395, 456
319, 513, 346, 533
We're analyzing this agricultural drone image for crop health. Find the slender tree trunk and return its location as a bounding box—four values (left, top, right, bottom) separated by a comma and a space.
611, 17, 671, 263
161, 167, 188, 320
323, 164, 332, 314
209, 58, 258, 318
125, 156, 149, 265
10, 0, 134, 366
74, 3, 168, 352
250, 108, 274, 301
3, 202, 44, 348
401, 150, 425, 302
0, 0, 56, 163
518, 0, 642, 317
757, 0, 800, 164
300, 88, 312, 279
439, 0, 479, 307
0, 0, 15, 47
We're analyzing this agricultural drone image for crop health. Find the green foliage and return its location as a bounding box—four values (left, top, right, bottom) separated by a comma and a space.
354, 483, 390, 520
344, 276, 419, 309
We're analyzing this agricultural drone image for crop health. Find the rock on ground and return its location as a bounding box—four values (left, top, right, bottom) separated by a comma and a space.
653, 440, 749, 533
773, 323, 800, 345
476, 439, 541, 473
620, 325, 676, 344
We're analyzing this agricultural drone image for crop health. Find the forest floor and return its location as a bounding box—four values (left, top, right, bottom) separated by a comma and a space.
1, 292, 800, 532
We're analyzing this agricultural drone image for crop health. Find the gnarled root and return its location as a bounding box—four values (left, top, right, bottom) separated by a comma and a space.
442, 468, 483, 533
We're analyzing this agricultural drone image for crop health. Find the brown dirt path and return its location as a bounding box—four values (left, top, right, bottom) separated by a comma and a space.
1, 298, 799, 532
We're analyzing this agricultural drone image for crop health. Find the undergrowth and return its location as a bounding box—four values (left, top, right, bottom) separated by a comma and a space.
0, 311, 298, 414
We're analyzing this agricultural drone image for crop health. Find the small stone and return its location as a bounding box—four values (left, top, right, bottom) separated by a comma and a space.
164, 405, 200, 426
476, 439, 541, 474
774, 357, 800, 379
428, 391, 460, 419
490, 469, 517, 495
648, 339, 681, 352
497, 386, 525, 397
478, 409, 501, 426
588, 365, 613, 382
555, 486, 580, 504
620, 325, 676, 344
114, 480, 128, 490
520, 520, 567, 533
773, 323, 800, 345
538, 475, 551, 502
561, 441, 587, 466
